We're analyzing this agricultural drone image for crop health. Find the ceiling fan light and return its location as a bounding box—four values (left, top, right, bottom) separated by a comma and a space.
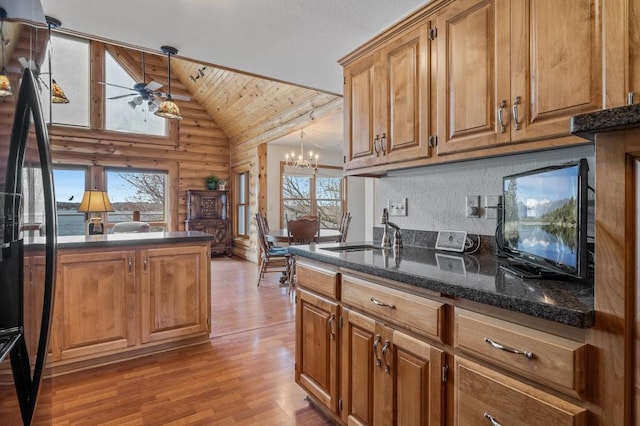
0, 72, 12, 97
154, 96, 182, 120
127, 100, 137, 109
51, 79, 69, 103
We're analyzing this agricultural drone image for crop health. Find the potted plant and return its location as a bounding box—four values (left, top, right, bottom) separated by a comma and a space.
207, 175, 220, 190
217, 180, 226, 191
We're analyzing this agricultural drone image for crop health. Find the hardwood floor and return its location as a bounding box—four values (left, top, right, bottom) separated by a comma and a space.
48, 257, 334, 425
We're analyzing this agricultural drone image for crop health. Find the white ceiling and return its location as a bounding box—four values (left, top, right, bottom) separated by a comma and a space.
38, 0, 428, 95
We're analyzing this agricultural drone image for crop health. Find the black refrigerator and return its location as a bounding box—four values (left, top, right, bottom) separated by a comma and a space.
0, 63, 57, 425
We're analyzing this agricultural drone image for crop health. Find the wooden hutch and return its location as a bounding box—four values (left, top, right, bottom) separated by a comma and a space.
185, 190, 232, 256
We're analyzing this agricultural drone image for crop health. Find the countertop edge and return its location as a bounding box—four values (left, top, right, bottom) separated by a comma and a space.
55, 231, 215, 249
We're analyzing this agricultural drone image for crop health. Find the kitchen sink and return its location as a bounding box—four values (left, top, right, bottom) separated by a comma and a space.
320, 244, 384, 253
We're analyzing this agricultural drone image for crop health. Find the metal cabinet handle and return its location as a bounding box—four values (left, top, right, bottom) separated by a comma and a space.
128, 257, 133, 274
484, 412, 503, 426
143, 257, 148, 273
373, 134, 381, 154
381, 340, 391, 373
511, 96, 521, 130
379, 133, 386, 154
497, 100, 506, 133
484, 337, 533, 359
327, 314, 336, 340
370, 297, 395, 309
373, 335, 382, 367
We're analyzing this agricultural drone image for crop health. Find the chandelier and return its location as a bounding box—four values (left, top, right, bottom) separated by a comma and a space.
285, 130, 318, 170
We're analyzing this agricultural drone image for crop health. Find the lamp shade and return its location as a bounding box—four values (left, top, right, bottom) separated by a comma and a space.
154, 96, 182, 120
77, 190, 114, 213
51, 79, 69, 103
0, 73, 12, 97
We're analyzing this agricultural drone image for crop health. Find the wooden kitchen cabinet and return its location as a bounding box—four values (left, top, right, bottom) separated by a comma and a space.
52, 250, 136, 361
455, 357, 586, 425
343, 22, 432, 171
436, 0, 601, 155
341, 308, 444, 426
139, 245, 210, 344
295, 288, 340, 414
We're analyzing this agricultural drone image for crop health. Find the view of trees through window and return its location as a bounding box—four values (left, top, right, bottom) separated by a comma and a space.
107, 170, 167, 229
281, 166, 343, 228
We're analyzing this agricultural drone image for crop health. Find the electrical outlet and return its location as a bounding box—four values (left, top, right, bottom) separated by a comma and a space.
466, 195, 480, 218
485, 195, 502, 220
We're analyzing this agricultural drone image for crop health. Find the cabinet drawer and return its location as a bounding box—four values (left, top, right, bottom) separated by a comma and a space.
455, 357, 586, 426
296, 262, 340, 299
454, 308, 586, 398
342, 274, 445, 341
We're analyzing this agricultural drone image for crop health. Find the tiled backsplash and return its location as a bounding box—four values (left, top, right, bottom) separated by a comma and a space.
372, 227, 496, 255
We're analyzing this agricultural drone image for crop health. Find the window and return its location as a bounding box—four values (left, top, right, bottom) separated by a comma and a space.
281, 165, 344, 228
106, 169, 168, 231
104, 51, 166, 136
236, 171, 250, 237
53, 167, 88, 236
40, 34, 90, 127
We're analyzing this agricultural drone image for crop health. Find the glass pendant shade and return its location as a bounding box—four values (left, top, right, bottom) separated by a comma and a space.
154, 95, 182, 120
51, 79, 69, 103
0, 72, 12, 97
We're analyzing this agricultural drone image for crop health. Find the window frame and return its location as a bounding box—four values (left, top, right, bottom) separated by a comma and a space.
279, 162, 345, 229
234, 168, 251, 239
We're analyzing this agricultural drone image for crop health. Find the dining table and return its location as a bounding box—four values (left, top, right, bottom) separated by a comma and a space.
267, 228, 342, 243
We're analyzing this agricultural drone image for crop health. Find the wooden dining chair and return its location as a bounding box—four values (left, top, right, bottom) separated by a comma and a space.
286, 216, 320, 294
255, 213, 290, 288
338, 212, 352, 242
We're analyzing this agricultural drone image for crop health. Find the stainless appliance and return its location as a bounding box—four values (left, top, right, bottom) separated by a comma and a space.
0, 63, 57, 425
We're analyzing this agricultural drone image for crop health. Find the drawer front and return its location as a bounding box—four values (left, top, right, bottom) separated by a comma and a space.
342, 274, 445, 341
296, 262, 340, 299
455, 308, 586, 398
455, 357, 586, 426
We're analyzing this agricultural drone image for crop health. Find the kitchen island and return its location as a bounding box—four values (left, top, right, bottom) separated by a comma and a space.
48, 231, 213, 375
289, 241, 593, 425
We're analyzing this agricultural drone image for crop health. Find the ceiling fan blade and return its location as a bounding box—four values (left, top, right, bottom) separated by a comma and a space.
108, 93, 137, 100
159, 91, 191, 102
99, 81, 137, 91
144, 81, 163, 92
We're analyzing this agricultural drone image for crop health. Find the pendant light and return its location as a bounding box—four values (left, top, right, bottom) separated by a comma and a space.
46, 15, 69, 104
154, 45, 182, 120
0, 8, 13, 97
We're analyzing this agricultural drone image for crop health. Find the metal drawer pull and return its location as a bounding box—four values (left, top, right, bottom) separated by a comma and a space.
381, 340, 391, 373
327, 314, 336, 340
497, 100, 506, 133
484, 337, 533, 359
373, 335, 382, 367
484, 412, 503, 426
370, 297, 395, 309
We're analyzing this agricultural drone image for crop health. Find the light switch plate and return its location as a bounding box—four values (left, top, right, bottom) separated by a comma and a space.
388, 198, 407, 216
485, 195, 502, 220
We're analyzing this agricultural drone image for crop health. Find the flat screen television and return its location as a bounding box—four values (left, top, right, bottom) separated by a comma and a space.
500, 159, 589, 279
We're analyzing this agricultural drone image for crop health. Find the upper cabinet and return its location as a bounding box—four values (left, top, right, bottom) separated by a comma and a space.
343, 23, 433, 171
436, 0, 602, 155
341, 0, 606, 174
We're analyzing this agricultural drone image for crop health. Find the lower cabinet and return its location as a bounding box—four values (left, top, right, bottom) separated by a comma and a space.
341, 308, 444, 426
295, 288, 340, 414
455, 357, 586, 425
50, 243, 211, 369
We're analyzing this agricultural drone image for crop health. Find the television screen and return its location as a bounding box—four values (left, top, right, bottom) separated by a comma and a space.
501, 159, 588, 279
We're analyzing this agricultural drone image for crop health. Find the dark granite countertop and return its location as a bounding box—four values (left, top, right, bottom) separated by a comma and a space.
570, 103, 640, 140
289, 242, 594, 328
54, 231, 214, 249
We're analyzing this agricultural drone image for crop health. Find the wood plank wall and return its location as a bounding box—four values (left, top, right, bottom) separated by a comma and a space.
2, 29, 230, 232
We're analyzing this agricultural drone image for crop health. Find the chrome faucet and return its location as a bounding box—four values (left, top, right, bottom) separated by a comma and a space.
380, 208, 402, 249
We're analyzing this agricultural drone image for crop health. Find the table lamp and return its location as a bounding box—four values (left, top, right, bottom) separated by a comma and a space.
77, 189, 114, 235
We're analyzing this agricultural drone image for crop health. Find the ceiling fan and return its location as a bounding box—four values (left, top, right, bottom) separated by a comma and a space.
99, 51, 190, 112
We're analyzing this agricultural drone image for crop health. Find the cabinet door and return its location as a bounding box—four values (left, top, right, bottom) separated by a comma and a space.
296, 289, 340, 414
340, 308, 377, 425
344, 53, 382, 170
630, 0, 640, 103
52, 251, 136, 360
455, 357, 586, 425
510, 0, 602, 142
140, 245, 209, 343
391, 329, 444, 426
379, 23, 432, 164
436, 0, 511, 155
